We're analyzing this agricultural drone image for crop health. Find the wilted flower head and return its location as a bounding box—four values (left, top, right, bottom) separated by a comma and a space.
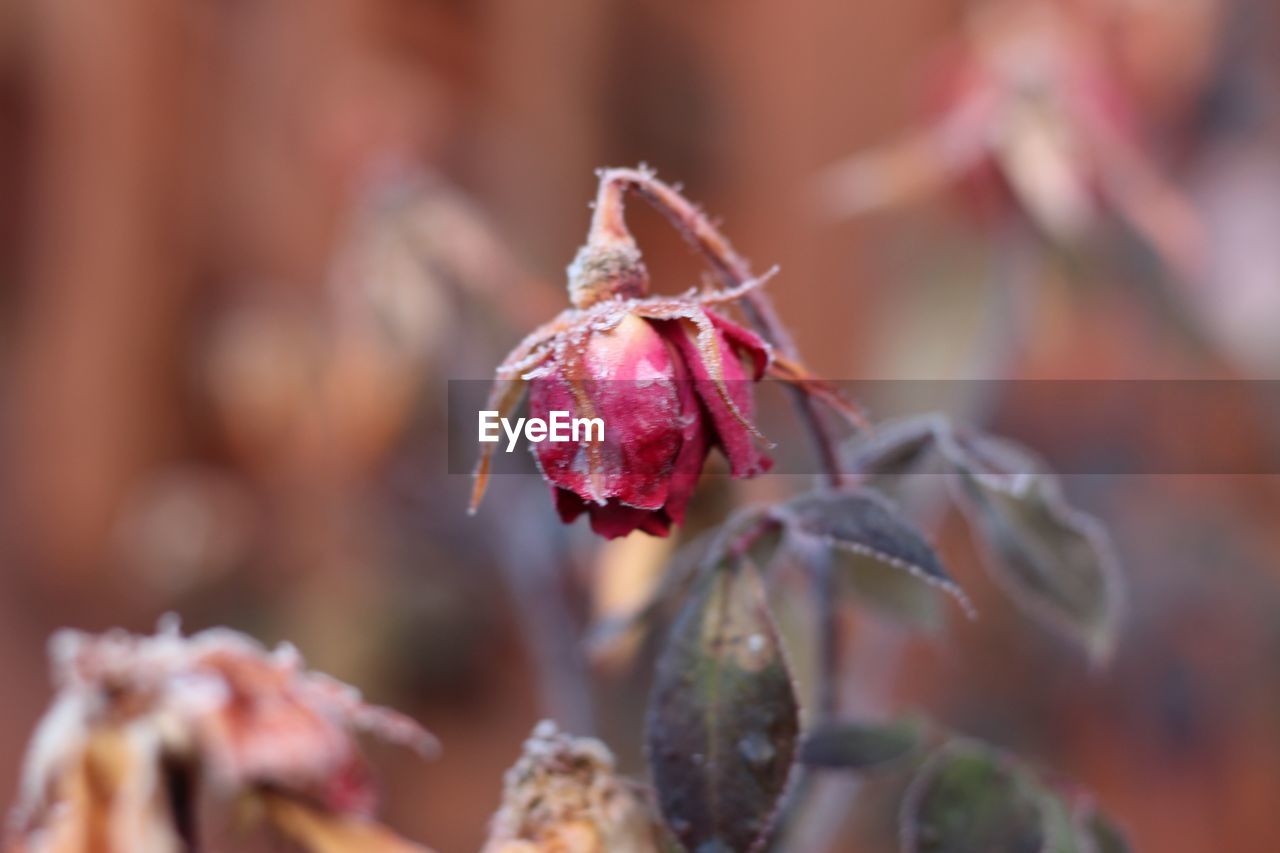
471, 171, 774, 539
7, 618, 435, 853
818, 0, 1203, 278
482, 720, 664, 853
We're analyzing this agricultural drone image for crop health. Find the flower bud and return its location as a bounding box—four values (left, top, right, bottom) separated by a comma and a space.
529, 309, 770, 539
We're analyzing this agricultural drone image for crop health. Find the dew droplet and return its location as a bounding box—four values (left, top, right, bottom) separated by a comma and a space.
737, 731, 775, 766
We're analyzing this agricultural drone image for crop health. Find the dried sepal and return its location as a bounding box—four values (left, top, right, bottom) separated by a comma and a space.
482, 721, 666, 853
7, 619, 435, 853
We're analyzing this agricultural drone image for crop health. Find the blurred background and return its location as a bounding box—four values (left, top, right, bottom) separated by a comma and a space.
1, 0, 1279, 850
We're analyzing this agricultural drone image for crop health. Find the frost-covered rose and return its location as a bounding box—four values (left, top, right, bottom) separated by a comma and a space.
471, 232, 773, 539
528, 309, 770, 538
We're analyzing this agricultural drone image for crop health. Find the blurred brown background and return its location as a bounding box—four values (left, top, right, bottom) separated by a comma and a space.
2, 0, 1280, 850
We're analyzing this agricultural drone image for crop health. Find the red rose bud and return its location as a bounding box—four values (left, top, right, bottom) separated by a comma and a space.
528, 309, 770, 540
470, 173, 779, 539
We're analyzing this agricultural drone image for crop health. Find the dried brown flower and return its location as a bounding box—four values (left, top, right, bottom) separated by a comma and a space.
6, 618, 436, 853
482, 721, 665, 853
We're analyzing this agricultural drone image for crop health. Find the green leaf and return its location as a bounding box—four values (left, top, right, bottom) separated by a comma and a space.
774, 489, 973, 619
900, 734, 1130, 853
945, 433, 1124, 663
645, 559, 800, 853
835, 550, 947, 629
800, 717, 926, 770
902, 741, 1047, 853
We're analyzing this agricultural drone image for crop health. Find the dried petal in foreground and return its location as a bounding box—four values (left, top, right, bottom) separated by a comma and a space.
6, 619, 436, 853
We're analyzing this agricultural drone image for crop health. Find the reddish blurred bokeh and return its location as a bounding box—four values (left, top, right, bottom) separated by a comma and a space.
1, 1, 1279, 851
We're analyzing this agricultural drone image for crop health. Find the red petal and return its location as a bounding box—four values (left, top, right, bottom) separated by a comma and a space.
531, 315, 686, 512
707, 310, 771, 380
653, 318, 771, 479
553, 486, 588, 524
556, 488, 672, 539
590, 501, 672, 539
657, 337, 712, 526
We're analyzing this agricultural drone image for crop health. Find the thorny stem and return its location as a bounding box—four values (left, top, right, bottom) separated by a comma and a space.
590, 168, 848, 841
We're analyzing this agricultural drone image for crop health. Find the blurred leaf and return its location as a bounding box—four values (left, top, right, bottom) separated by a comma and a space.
645, 559, 799, 852
846, 414, 948, 478
847, 416, 1125, 660
945, 433, 1124, 662
774, 489, 972, 618
901, 742, 1047, 853
800, 717, 927, 770
835, 550, 947, 629
900, 738, 1130, 853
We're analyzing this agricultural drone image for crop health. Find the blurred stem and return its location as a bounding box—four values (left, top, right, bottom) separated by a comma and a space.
498, 484, 596, 735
